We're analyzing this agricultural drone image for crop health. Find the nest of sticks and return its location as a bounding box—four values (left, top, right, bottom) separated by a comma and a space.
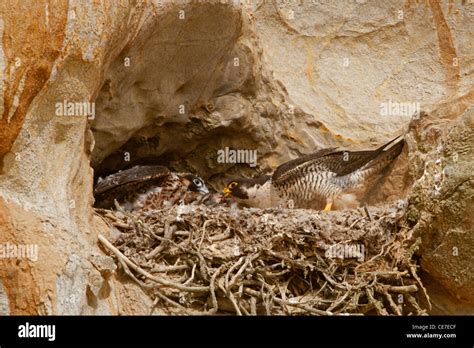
96, 202, 430, 315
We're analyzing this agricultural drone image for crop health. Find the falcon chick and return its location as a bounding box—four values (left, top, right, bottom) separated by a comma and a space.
94, 165, 209, 212
223, 136, 404, 211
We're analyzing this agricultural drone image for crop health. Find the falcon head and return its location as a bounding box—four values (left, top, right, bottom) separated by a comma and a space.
223, 175, 271, 201
223, 179, 250, 199
182, 174, 209, 194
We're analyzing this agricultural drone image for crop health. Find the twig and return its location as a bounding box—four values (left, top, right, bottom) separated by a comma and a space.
367, 270, 409, 278
228, 290, 242, 316
146, 220, 175, 259
406, 293, 428, 315
154, 289, 187, 312
198, 220, 211, 252
376, 284, 418, 293
208, 265, 226, 314
410, 265, 431, 310
116, 253, 150, 291
383, 291, 402, 316
146, 231, 210, 281
96, 203, 428, 316
244, 288, 332, 316
151, 264, 189, 273
363, 205, 372, 221
365, 288, 388, 316
98, 234, 209, 293
225, 257, 245, 292
209, 230, 232, 242
229, 254, 258, 290
183, 264, 197, 286
250, 297, 257, 315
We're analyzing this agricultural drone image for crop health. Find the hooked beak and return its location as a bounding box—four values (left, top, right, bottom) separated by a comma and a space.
199, 186, 209, 194
223, 186, 231, 197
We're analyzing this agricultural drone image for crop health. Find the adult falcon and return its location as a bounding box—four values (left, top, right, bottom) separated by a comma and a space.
223, 136, 404, 211
94, 165, 210, 212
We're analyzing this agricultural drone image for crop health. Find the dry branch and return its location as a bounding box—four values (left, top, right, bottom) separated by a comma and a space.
96, 203, 429, 315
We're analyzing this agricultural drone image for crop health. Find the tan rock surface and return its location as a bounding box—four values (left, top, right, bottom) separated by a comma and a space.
0, 1, 472, 314
406, 100, 474, 313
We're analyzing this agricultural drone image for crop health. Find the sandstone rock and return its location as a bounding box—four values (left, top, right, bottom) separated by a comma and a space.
0, 1, 472, 314
406, 102, 474, 314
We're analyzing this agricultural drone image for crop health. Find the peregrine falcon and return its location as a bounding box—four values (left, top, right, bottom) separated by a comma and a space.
223, 136, 404, 210
94, 165, 209, 212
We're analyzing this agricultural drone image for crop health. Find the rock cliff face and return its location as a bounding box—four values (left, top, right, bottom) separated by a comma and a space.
0, 1, 472, 314
406, 101, 474, 314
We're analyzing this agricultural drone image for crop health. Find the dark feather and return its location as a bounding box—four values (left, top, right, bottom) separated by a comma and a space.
94, 165, 170, 195
94, 165, 171, 209
272, 136, 404, 185
272, 148, 337, 182
330, 135, 404, 176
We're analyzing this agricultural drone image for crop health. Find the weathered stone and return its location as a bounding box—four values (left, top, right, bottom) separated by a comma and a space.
0, 1, 472, 314
407, 103, 474, 313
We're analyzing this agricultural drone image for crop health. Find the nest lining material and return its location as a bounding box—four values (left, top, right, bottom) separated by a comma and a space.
96, 203, 430, 315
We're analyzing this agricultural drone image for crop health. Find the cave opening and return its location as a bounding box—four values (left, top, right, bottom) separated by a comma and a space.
89, 3, 256, 193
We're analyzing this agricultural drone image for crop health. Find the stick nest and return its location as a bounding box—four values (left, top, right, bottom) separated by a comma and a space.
96, 203, 430, 315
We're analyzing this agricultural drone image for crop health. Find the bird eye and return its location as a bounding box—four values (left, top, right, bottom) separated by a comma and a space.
193, 178, 203, 187
229, 182, 238, 188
